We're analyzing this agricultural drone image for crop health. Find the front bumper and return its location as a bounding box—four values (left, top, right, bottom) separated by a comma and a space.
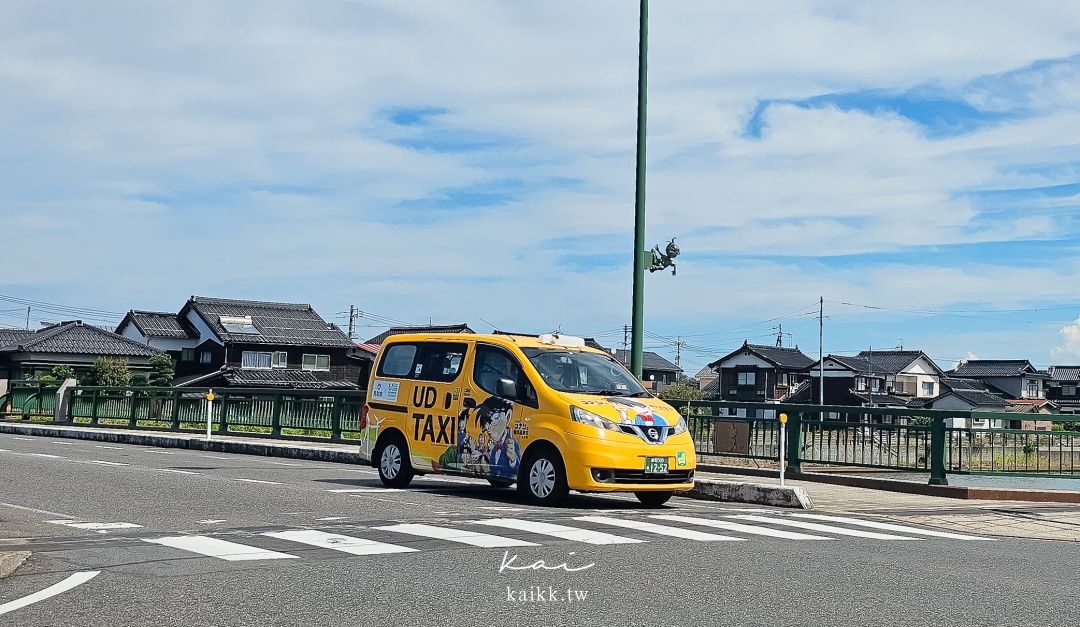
561, 431, 697, 492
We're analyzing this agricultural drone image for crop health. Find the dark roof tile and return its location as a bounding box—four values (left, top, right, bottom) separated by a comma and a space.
0, 321, 162, 357
366, 324, 474, 345
613, 349, 681, 373
950, 360, 1041, 377
127, 311, 191, 339
187, 296, 354, 348
708, 342, 815, 370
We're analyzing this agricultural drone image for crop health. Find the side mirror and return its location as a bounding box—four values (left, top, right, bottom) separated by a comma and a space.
463, 397, 477, 409
496, 378, 517, 400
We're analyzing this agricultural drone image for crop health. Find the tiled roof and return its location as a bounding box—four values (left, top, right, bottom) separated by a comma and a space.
826, 354, 876, 373
354, 342, 381, 356
695, 365, 715, 378
613, 349, 681, 373
850, 391, 910, 407
0, 328, 35, 347
853, 350, 942, 375
366, 324, 474, 345
708, 342, 814, 370
950, 360, 1041, 377
126, 310, 191, 339
701, 377, 720, 399
0, 321, 163, 357
177, 367, 357, 389
1005, 399, 1058, 414
948, 389, 1007, 408
186, 296, 354, 347
1049, 366, 1080, 382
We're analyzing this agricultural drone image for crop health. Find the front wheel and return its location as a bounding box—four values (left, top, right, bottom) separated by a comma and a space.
518, 448, 569, 506
376, 436, 414, 488
634, 491, 673, 508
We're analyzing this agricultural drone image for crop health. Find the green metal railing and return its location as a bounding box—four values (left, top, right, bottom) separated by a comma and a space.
679, 400, 1080, 484
30, 386, 367, 442
2, 381, 62, 419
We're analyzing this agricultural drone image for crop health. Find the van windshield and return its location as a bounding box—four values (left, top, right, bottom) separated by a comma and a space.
522, 348, 649, 397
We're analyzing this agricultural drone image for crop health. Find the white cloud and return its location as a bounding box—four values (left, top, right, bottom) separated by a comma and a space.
1052, 317, 1080, 363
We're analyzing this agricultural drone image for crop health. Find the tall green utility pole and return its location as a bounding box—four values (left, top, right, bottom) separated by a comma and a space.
630, 0, 648, 379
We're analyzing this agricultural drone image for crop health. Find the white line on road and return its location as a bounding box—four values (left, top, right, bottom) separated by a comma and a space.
0, 449, 9, 452
316, 517, 346, 521
474, 518, 645, 545
144, 450, 176, 455
50, 441, 76, 446
93, 445, 123, 450
263, 529, 418, 556
0, 571, 100, 617
729, 515, 918, 540
573, 516, 746, 542
29, 453, 66, 459
201, 455, 229, 460
789, 514, 995, 541
650, 515, 832, 540
0, 501, 74, 518
325, 487, 403, 493
232, 478, 283, 485
47, 520, 143, 530
10, 437, 34, 441
145, 536, 299, 561
157, 469, 200, 475
85, 460, 128, 466
375, 523, 538, 548
196, 520, 226, 524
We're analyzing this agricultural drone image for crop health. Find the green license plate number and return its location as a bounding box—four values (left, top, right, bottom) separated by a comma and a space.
644, 456, 669, 474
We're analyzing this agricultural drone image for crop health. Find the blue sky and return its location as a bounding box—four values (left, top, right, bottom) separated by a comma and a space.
3, 1, 1080, 373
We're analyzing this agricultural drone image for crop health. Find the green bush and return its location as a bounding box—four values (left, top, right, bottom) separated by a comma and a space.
83, 357, 132, 387
147, 355, 174, 387
658, 383, 704, 402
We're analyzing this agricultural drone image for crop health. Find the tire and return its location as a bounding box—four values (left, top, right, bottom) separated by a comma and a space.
634, 491, 673, 508
375, 434, 414, 488
518, 447, 569, 506
487, 477, 514, 488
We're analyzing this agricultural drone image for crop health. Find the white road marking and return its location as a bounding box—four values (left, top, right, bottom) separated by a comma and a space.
729, 515, 918, 540
789, 514, 995, 541
50, 441, 76, 446
46, 520, 143, 530
573, 516, 745, 541
93, 445, 123, 450
0, 501, 74, 518
325, 487, 402, 493
316, 517, 346, 521
375, 523, 538, 548
651, 515, 832, 540
144, 450, 176, 455
479, 506, 528, 512
29, 453, 66, 459
144, 536, 298, 561
196, 520, 226, 524
158, 469, 199, 475
86, 460, 128, 466
0, 570, 100, 617
232, 478, 283, 485
201, 455, 229, 460
263, 529, 417, 556
0, 449, 9, 452
11, 437, 34, 441
474, 518, 645, 545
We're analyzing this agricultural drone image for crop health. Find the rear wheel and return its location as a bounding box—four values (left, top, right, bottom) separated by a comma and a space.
487, 477, 514, 488
376, 435, 414, 488
518, 447, 569, 506
634, 491, 673, 508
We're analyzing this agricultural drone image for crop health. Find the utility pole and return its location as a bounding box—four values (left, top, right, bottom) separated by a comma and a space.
818, 297, 824, 407
25, 306, 30, 330
674, 337, 684, 369
347, 305, 357, 340
867, 344, 874, 408
629, 0, 648, 379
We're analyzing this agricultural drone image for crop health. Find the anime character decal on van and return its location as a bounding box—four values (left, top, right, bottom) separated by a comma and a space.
608, 397, 670, 427
454, 396, 521, 479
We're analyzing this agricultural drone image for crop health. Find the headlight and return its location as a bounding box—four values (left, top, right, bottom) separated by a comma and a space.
672, 419, 687, 435
570, 406, 620, 431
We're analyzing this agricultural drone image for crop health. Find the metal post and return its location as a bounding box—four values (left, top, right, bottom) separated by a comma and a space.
929, 416, 948, 485
818, 296, 824, 407
629, 0, 648, 379
778, 412, 789, 487
206, 389, 214, 441
786, 411, 802, 474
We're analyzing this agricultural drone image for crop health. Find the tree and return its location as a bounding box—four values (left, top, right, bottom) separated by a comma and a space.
84, 357, 132, 387
50, 365, 77, 382
147, 355, 175, 387
130, 373, 149, 387
658, 383, 704, 402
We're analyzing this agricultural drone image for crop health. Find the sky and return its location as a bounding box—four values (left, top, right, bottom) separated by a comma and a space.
3, 1, 1080, 375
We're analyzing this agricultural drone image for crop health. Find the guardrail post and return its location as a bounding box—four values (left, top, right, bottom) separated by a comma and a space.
786, 411, 802, 474
330, 394, 343, 441
217, 391, 229, 434
170, 389, 181, 430
929, 416, 948, 485
90, 389, 100, 425
128, 389, 139, 428
271, 392, 283, 437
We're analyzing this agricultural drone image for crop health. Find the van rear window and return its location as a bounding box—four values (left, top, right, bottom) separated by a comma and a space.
378, 344, 417, 377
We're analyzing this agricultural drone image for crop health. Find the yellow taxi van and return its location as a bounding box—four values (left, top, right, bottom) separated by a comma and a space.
358, 332, 696, 506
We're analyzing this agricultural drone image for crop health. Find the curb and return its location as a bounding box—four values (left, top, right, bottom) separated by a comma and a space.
683, 478, 813, 509
0, 551, 30, 579
0, 423, 363, 465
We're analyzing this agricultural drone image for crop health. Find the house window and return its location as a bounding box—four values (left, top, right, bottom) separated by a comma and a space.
199, 351, 213, 364
272, 351, 288, 368
871, 379, 881, 392
181, 348, 195, 362
1026, 379, 1039, 397
922, 382, 935, 397
1064, 385, 1077, 396
241, 351, 272, 369
737, 371, 756, 386
302, 354, 330, 372
856, 377, 866, 391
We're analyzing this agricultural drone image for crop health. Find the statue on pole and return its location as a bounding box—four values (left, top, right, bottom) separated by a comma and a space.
647, 238, 680, 275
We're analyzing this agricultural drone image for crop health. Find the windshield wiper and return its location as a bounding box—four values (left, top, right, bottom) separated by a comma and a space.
591, 389, 630, 396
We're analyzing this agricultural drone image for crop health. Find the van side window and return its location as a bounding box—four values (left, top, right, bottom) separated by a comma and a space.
473, 345, 536, 406
377, 344, 417, 378
412, 342, 467, 383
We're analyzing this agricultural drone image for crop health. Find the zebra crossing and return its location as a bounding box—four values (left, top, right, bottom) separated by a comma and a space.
136, 513, 993, 564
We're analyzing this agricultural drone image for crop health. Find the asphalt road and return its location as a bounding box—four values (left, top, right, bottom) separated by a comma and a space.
0, 433, 1076, 627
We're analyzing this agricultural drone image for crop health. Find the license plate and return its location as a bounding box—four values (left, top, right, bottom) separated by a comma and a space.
644, 456, 669, 474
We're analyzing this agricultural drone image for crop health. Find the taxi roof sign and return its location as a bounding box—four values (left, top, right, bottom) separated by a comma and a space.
538, 333, 586, 348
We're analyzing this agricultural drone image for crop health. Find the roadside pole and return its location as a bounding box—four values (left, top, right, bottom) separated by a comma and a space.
206, 390, 215, 441
779, 413, 788, 487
